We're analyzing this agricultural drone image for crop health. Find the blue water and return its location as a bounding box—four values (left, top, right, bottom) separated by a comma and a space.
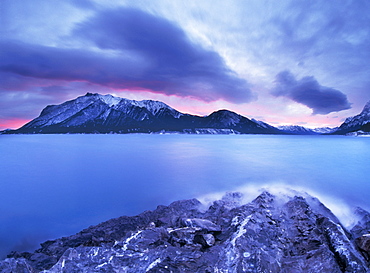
0, 134, 369, 258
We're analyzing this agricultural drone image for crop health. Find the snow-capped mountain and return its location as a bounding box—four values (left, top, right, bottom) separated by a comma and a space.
277, 125, 338, 135
9, 93, 368, 135
201, 110, 281, 134
334, 101, 370, 134
278, 125, 318, 135
311, 127, 338, 134
16, 93, 185, 133
276, 101, 370, 135
11, 93, 280, 134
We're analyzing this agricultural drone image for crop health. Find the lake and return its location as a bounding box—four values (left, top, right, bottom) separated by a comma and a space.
0, 134, 369, 258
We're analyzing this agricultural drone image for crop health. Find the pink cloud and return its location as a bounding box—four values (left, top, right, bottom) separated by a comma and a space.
0, 118, 31, 130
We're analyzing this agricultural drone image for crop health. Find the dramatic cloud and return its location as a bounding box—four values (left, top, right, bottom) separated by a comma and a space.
0, 40, 143, 83
2, 0, 370, 129
0, 8, 254, 104
272, 70, 351, 115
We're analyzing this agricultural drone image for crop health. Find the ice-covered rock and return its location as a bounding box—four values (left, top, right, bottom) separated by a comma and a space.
2, 191, 370, 272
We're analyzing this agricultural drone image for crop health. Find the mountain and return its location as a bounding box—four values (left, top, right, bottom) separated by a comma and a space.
1, 190, 370, 272
277, 101, 370, 136
278, 125, 318, 135
13, 93, 186, 134
200, 110, 281, 134
8, 93, 282, 135
5, 93, 369, 135
311, 127, 339, 134
277, 125, 338, 135
333, 101, 370, 135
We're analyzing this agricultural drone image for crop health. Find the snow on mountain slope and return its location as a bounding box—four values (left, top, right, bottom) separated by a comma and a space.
132, 100, 183, 118
251, 119, 275, 129
12, 93, 282, 134
205, 110, 242, 127
278, 125, 314, 134
21, 93, 182, 130
22, 95, 98, 128
97, 94, 122, 107
278, 125, 338, 135
311, 127, 338, 134
334, 101, 370, 134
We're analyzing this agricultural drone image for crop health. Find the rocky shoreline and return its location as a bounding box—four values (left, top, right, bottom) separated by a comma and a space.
1, 191, 370, 272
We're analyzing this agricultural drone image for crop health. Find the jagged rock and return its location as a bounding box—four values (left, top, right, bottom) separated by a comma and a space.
318, 217, 368, 272
352, 207, 370, 238
356, 234, 370, 260
194, 234, 216, 248
1, 191, 370, 272
0, 258, 35, 273
180, 218, 221, 233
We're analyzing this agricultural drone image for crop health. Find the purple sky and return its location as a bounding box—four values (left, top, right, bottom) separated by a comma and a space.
1, 0, 370, 129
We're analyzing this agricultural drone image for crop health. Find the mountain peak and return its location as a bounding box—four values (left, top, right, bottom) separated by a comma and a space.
6, 93, 283, 134
278, 125, 317, 135
361, 100, 370, 114
97, 94, 122, 107
207, 109, 242, 127
4, 93, 279, 134
335, 101, 370, 134
212, 109, 239, 115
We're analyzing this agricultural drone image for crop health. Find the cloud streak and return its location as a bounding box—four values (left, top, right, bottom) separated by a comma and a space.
0, 8, 254, 104
272, 70, 351, 114
2, 0, 370, 129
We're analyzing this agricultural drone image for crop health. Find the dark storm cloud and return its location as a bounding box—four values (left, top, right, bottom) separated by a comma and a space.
0, 8, 254, 104
0, 40, 143, 83
0, 80, 74, 120
272, 70, 351, 114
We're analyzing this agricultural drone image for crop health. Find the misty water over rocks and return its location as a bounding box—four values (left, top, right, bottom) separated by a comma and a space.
0, 134, 369, 261
2, 190, 370, 272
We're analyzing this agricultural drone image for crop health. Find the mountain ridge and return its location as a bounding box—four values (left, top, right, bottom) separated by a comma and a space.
333, 101, 370, 135
6, 93, 282, 135
2, 93, 370, 135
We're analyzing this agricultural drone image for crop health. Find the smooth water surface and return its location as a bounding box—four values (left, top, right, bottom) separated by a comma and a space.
0, 134, 369, 257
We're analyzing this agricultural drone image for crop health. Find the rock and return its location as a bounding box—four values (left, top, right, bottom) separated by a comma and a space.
181, 218, 221, 233
356, 234, 370, 260
352, 207, 370, 238
318, 217, 368, 273
1, 191, 370, 272
0, 258, 35, 273
168, 227, 199, 247
194, 234, 215, 248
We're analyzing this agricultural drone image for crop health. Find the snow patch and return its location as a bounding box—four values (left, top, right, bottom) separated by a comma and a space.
98, 94, 122, 107
122, 230, 143, 251
96, 262, 107, 268
146, 258, 161, 271
230, 215, 252, 247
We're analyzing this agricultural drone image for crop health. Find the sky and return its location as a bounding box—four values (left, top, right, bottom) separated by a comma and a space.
1, 0, 370, 130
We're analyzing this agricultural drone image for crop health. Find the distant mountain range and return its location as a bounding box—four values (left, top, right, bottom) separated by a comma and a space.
277, 125, 338, 135
3, 93, 370, 135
